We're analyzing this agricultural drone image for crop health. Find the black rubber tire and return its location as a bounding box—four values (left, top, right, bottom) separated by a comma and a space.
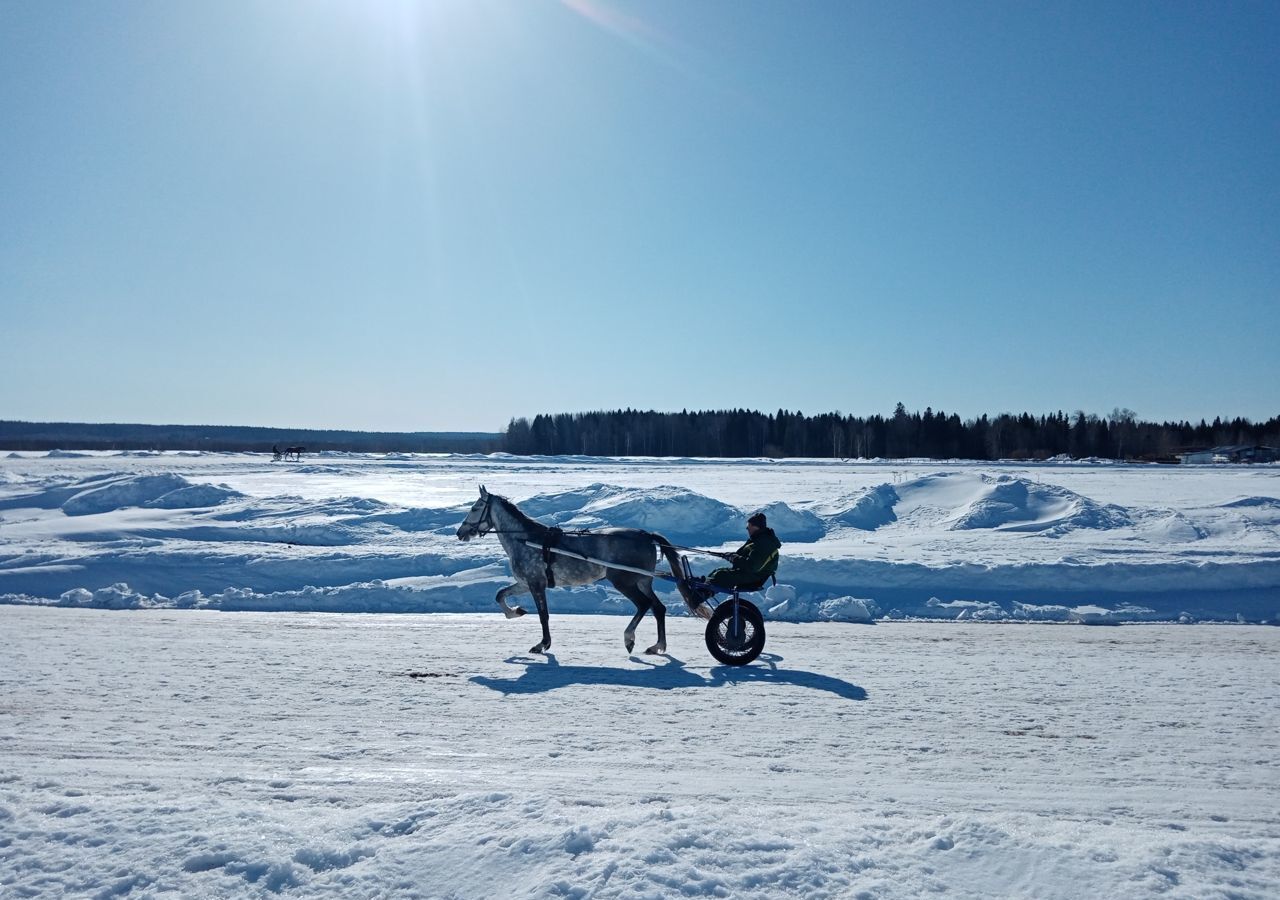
705, 598, 766, 666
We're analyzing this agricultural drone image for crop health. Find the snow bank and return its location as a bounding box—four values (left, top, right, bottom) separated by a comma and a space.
822, 484, 900, 530
12, 574, 1270, 623
61, 473, 242, 515
817, 473, 1141, 537
754, 501, 826, 541
1220, 496, 1280, 527
1132, 509, 1208, 542
5, 574, 675, 616
55, 584, 168, 610
767, 584, 880, 623
166, 523, 365, 546
515, 484, 816, 544
355, 506, 468, 532
926, 597, 1007, 620
947, 475, 1131, 534
1065, 604, 1163, 625
144, 482, 243, 509
3, 455, 1279, 624
1222, 496, 1280, 509
209, 580, 499, 613
546, 484, 741, 542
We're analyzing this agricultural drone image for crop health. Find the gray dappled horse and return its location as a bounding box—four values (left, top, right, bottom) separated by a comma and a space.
457, 486, 711, 655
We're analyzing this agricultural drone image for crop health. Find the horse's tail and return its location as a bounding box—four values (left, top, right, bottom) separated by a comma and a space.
650, 532, 712, 618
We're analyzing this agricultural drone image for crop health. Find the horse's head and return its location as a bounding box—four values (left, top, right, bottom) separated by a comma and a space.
456, 485, 494, 541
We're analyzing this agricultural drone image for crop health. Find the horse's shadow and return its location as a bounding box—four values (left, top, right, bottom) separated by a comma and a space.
469, 653, 867, 702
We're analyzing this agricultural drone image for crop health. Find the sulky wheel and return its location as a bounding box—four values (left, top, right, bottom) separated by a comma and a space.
705, 597, 766, 666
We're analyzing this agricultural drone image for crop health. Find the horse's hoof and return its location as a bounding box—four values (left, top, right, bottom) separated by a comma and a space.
529, 641, 548, 654
504, 606, 526, 619
644, 642, 667, 655
624, 632, 635, 654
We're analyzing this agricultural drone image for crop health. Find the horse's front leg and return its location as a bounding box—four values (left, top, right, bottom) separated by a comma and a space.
529, 586, 552, 654
495, 583, 528, 619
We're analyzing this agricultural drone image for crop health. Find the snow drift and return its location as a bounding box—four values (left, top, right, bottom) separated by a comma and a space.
1, 455, 1278, 623
59, 473, 242, 515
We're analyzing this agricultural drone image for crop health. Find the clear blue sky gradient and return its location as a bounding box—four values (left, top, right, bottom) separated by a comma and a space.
2, 0, 1277, 431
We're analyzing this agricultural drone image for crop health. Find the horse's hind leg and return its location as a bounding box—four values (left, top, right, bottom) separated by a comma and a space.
620, 591, 651, 655
642, 579, 667, 654
496, 583, 529, 619
529, 586, 552, 654
613, 578, 663, 655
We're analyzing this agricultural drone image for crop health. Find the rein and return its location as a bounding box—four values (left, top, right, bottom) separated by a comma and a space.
466, 493, 734, 562
466, 493, 585, 539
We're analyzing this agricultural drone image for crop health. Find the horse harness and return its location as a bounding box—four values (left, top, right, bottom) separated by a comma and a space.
471, 494, 571, 588
541, 527, 564, 588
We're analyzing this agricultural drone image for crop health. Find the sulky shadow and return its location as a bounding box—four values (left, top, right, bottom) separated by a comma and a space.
469, 652, 866, 701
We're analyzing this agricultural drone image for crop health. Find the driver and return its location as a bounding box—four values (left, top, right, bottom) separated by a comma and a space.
692, 512, 781, 601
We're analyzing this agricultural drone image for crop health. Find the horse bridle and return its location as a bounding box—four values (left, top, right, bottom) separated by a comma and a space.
462, 492, 494, 538
463, 491, 576, 540
467, 491, 520, 538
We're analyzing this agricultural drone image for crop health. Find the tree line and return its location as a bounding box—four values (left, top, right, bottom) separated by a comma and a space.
0, 421, 502, 454
503, 405, 1280, 461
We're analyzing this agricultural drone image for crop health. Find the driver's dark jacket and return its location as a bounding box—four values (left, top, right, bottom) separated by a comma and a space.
709, 527, 781, 589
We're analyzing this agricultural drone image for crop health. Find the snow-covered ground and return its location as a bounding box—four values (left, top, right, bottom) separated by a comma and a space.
3, 453, 1278, 897
2, 608, 1277, 899
2, 451, 1279, 622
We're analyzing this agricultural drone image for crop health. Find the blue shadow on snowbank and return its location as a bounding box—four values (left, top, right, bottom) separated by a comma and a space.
470, 653, 867, 701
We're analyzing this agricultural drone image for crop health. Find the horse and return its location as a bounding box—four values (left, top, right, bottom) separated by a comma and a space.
456, 486, 711, 655
283, 446, 305, 461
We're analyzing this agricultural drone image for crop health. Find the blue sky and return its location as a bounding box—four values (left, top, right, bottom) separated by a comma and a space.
2, 0, 1277, 432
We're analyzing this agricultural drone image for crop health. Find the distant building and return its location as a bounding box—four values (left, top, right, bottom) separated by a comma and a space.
1178, 445, 1280, 464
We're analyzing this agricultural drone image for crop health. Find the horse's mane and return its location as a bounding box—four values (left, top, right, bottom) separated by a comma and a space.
492, 493, 544, 532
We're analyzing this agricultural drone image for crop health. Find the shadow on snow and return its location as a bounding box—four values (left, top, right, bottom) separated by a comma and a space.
468, 652, 867, 702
